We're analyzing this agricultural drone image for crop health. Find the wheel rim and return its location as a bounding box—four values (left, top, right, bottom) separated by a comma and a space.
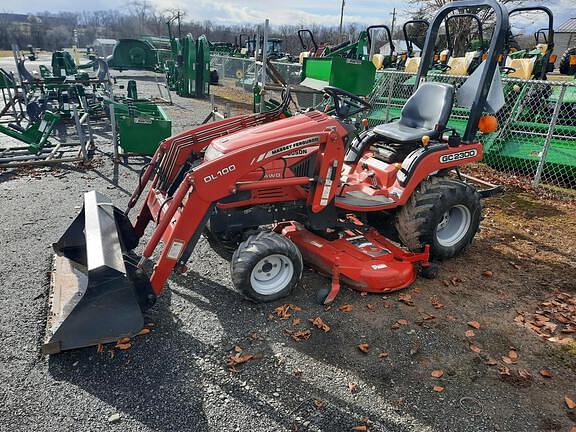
250, 254, 294, 296
436, 204, 472, 248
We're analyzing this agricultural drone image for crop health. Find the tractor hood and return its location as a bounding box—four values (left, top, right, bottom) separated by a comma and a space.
205, 112, 344, 160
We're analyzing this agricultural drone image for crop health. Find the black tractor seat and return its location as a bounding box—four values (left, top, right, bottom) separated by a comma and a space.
373, 82, 455, 144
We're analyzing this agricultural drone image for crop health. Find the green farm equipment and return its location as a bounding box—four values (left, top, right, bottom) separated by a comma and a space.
107, 37, 172, 72
110, 100, 171, 156
0, 110, 61, 153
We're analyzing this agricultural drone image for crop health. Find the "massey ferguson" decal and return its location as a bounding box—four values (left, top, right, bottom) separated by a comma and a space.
439, 149, 478, 164
254, 136, 320, 164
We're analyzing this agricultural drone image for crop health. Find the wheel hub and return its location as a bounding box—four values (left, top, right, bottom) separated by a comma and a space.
436, 205, 472, 248
250, 254, 294, 295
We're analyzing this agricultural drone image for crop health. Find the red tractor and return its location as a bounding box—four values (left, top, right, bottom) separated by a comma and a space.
44, 0, 510, 354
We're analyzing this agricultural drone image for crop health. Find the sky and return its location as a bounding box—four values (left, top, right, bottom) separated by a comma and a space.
4, 0, 576, 31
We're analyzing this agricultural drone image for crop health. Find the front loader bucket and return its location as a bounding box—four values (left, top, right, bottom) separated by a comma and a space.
43, 191, 153, 355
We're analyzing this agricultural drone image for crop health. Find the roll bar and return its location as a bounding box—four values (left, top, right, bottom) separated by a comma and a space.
403, 20, 429, 57
366, 25, 395, 56
416, 0, 509, 143
298, 29, 319, 52
509, 6, 554, 80
445, 13, 484, 55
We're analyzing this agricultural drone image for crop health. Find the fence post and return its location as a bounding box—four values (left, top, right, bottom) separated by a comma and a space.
532, 83, 566, 187
385, 73, 395, 122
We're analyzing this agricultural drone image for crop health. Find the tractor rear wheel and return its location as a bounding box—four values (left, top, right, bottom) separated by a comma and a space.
231, 231, 303, 302
395, 177, 481, 260
559, 47, 576, 76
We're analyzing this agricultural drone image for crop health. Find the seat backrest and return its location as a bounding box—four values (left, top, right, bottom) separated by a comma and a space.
404, 57, 421, 73
505, 56, 536, 80
399, 82, 455, 130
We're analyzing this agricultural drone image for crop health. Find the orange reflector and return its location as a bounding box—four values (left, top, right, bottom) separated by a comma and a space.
393, 163, 402, 169
549, 54, 557, 63
570, 55, 576, 65
478, 115, 498, 134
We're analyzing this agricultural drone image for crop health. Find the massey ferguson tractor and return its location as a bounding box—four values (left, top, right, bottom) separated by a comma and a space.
43, 0, 510, 354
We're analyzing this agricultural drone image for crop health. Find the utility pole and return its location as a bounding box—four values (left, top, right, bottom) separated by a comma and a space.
390, 8, 397, 38
339, 0, 346, 40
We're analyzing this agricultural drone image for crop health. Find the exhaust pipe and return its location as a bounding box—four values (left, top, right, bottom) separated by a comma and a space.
43, 191, 155, 355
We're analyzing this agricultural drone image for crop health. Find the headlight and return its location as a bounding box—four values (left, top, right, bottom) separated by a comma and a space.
204, 143, 224, 161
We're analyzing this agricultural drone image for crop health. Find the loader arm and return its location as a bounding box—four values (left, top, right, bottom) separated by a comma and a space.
141, 129, 345, 295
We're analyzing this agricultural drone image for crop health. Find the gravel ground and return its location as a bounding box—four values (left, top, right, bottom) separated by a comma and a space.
1, 55, 575, 432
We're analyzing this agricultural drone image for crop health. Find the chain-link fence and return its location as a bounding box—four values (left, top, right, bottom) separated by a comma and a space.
210, 54, 302, 88
367, 71, 576, 194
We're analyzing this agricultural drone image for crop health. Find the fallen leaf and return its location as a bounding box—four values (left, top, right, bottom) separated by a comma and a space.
310, 317, 331, 332
273, 304, 301, 320
467, 321, 481, 329
569, 426, 576, 432
469, 344, 482, 353
508, 350, 518, 361
352, 426, 367, 431
501, 356, 513, 365
518, 369, 532, 380
431, 370, 444, 378
445, 315, 458, 321
226, 353, 254, 367
366, 304, 376, 310
498, 366, 510, 376
347, 382, 359, 393
482, 270, 493, 277
115, 343, 131, 350
338, 304, 353, 312
412, 287, 422, 294
117, 337, 131, 344
358, 343, 370, 353
293, 368, 303, 376
378, 352, 389, 359
137, 328, 151, 336
566, 396, 576, 410
234, 345, 243, 353
433, 386, 445, 392
485, 358, 497, 366
430, 296, 444, 309
539, 368, 553, 378
292, 318, 301, 326
288, 329, 311, 342
96, 344, 104, 354
313, 399, 325, 409
398, 293, 414, 306
465, 330, 475, 337
398, 319, 408, 325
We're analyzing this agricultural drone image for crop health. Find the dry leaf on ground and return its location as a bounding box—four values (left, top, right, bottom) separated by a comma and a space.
347, 382, 359, 393
430, 296, 444, 309
465, 330, 475, 337
467, 321, 481, 329
358, 343, 370, 353
378, 352, 389, 359
137, 328, 151, 336
273, 304, 301, 320
482, 270, 493, 277
431, 370, 444, 378
433, 386, 445, 392
498, 366, 511, 376
518, 369, 532, 380
566, 396, 576, 410
292, 318, 301, 326
287, 329, 312, 342
366, 304, 376, 311
469, 344, 482, 353
313, 399, 325, 409
502, 356, 513, 365
338, 304, 353, 312
293, 368, 303, 376
115, 343, 131, 350
117, 337, 130, 344
508, 350, 518, 360
398, 293, 414, 306
539, 368, 553, 378
352, 426, 368, 431
310, 317, 331, 332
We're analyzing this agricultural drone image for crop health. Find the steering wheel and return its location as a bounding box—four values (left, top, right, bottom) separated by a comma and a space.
432, 62, 452, 73
500, 66, 516, 75
322, 86, 372, 120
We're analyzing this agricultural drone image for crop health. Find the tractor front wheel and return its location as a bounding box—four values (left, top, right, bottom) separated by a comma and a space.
231, 231, 303, 302
396, 177, 481, 260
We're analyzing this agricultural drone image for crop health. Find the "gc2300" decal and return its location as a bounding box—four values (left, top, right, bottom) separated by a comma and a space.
439, 149, 478, 164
